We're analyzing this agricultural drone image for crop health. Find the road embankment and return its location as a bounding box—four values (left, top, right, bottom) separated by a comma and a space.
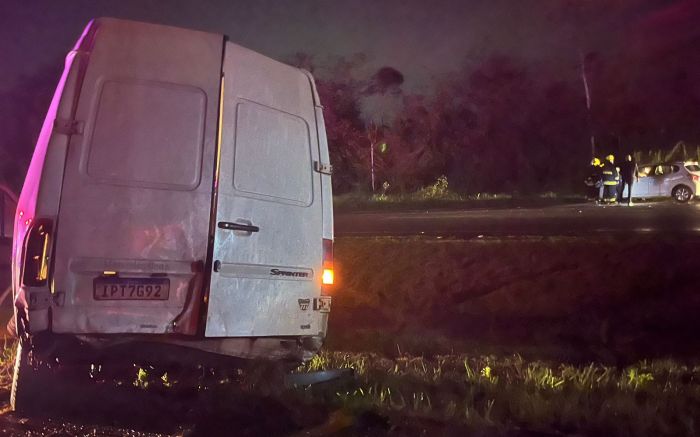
328, 236, 700, 362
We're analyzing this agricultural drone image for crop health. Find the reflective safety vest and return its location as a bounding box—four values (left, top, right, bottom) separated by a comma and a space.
602, 161, 620, 186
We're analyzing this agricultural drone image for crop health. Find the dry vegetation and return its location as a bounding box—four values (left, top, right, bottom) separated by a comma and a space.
300, 351, 700, 436
1, 236, 699, 435
333, 179, 582, 212
328, 236, 700, 362
0, 340, 14, 390
1, 341, 699, 436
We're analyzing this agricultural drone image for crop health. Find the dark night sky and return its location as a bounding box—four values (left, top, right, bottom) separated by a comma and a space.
2, 0, 699, 192
0, 0, 676, 96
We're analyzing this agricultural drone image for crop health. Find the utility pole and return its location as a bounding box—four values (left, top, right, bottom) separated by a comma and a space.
580, 51, 595, 158
367, 122, 379, 192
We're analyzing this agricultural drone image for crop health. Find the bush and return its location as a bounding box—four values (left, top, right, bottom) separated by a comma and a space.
415, 175, 450, 199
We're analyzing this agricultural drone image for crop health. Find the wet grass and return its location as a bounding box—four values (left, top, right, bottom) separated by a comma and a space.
2, 236, 700, 435
0, 342, 699, 435
0, 340, 14, 390
299, 351, 700, 436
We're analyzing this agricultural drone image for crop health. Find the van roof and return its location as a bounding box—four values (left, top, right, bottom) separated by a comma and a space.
85, 18, 322, 106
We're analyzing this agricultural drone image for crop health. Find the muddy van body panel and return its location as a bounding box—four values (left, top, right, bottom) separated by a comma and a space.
50, 19, 223, 334
205, 43, 325, 337
300, 69, 334, 241
313, 107, 334, 241
13, 23, 98, 332
15, 18, 332, 362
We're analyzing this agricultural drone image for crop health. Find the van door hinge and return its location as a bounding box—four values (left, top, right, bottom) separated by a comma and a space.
314, 161, 333, 175
54, 118, 84, 135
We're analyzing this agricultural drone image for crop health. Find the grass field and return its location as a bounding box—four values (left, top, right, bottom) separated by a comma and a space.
333, 191, 585, 212
328, 236, 700, 363
0, 236, 699, 435
334, 175, 585, 212
300, 351, 700, 436
1, 341, 698, 436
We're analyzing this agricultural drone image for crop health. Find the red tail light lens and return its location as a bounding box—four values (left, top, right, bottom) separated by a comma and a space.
21, 219, 53, 287
692, 174, 699, 182
322, 238, 334, 291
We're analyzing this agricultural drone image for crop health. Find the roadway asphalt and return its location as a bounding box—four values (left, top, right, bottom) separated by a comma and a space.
335, 200, 700, 237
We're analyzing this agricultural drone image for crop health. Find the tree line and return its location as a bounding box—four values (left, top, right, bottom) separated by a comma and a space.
2, 19, 699, 197
304, 49, 700, 195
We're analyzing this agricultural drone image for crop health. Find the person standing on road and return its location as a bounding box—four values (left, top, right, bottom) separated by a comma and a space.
618, 154, 638, 206
585, 157, 604, 201
601, 154, 620, 204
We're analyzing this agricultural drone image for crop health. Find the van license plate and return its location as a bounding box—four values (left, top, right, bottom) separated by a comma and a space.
94, 277, 170, 300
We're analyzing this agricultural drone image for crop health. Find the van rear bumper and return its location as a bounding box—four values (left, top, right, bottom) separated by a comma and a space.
30, 332, 325, 367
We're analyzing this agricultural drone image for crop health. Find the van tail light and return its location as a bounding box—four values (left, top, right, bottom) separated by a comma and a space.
692, 174, 699, 182
22, 219, 53, 287
321, 238, 334, 292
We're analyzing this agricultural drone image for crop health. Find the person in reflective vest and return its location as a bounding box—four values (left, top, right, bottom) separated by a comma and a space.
584, 157, 604, 201
601, 154, 620, 204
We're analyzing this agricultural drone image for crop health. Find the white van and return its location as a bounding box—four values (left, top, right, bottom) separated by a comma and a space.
10, 18, 334, 409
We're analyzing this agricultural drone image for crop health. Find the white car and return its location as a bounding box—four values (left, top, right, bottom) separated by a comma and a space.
630, 161, 700, 202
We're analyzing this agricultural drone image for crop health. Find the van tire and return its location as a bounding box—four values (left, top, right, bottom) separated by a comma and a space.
10, 342, 47, 413
672, 185, 693, 203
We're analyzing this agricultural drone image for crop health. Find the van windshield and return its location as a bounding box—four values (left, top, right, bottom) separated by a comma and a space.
685, 164, 700, 172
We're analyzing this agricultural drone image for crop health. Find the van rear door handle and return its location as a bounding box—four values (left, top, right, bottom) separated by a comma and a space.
218, 221, 260, 233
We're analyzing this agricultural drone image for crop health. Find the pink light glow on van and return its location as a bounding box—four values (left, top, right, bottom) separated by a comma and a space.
13, 20, 96, 292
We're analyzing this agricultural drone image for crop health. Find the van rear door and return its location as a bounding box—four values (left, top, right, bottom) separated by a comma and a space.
50, 19, 223, 334
205, 43, 323, 337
